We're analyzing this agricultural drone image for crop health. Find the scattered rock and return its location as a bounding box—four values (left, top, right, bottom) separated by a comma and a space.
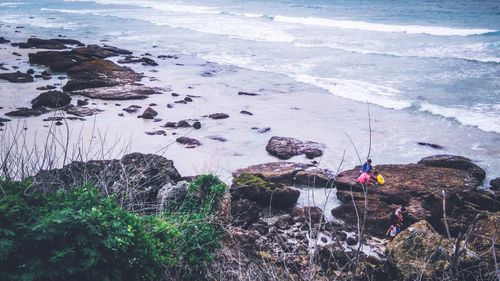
31, 90, 71, 108
163, 122, 177, 128
5, 107, 48, 117
145, 130, 166, 136
0, 117, 11, 123
0, 71, 34, 83
192, 121, 201, 129
208, 113, 229, 119
36, 85, 57, 91
240, 110, 253, 115
65, 106, 103, 117
176, 120, 191, 128
238, 91, 259, 96
266, 136, 325, 160
417, 142, 444, 149
257, 127, 271, 133
140, 107, 158, 119
0, 37, 10, 44
206, 135, 227, 142
26, 68, 35, 75
28, 51, 84, 72
176, 137, 201, 147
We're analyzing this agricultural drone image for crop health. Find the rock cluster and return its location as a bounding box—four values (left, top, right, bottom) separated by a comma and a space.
266, 136, 325, 160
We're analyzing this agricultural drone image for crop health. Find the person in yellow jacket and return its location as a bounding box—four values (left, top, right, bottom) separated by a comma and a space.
374, 171, 385, 185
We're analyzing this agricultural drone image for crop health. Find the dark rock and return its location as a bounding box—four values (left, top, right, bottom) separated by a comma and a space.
33, 153, 182, 213
166, 104, 174, 109
26, 68, 35, 74
346, 236, 358, 246
208, 113, 229, 119
118, 56, 158, 66
76, 100, 89, 106
55, 121, 63, 126
123, 106, 139, 113
50, 38, 85, 46
71, 46, 119, 59
257, 127, 271, 133
175, 100, 187, 104
240, 110, 253, 115
5, 107, 48, 117
65, 106, 103, 117
12, 52, 22, 57
231, 198, 261, 227
291, 206, 324, 225
41, 70, 52, 76
192, 121, 201, 129
149, 103, 157, 106
28, 51, 84, 72
417, 142, 444, 150
171, 92, 179, 97
184, 97, 193, 102
238, 91, 259, 96
230, 174, 300, 209
418, 154, 486, 181
145, 130, 166, 136
140, 107, 158, 119
31, 90, 71, 108
233, 162, 314, 185
0, 118, 11, 123
24, 38, 66, 49
266, 136, 325, 160
0, 71, 34, 83
490, 177, 500, 191
206, 135, 227, 142
176, 120, 191, 128
0, 37, 10, 44
63, 59, 142, 92
36, 85, 57, 90
163, 122, 177, 128
176, 137, 201, 147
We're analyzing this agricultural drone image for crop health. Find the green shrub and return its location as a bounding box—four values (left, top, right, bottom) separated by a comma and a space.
0, 174, 226, 281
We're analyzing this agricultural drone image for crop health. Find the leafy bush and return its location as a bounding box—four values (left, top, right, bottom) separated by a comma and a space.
0, 174, 226, 281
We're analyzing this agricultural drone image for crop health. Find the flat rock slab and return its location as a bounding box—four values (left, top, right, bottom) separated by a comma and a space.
0, 72, 34, 83
266, 136, 325, 160
72, 85, 162, 100
65, 106, 103, 117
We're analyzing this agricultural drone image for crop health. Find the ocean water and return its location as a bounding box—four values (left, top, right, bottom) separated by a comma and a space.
0, 0, 499, 184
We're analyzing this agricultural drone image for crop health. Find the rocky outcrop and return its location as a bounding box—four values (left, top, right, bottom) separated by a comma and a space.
64, 106, 103, 117
157, 181, 189, 211
332, 156, 493, 239
31, 90, 71, 108
0, 71, 34, 83
489, 177, 500, 191
230, 174, 300, 210
266, 136, 325, 160
33, 153, 182, 213
418, 154, 486, 182
28, 51, 85, 72
233, 162, 335, 187
387, 220, 477, 280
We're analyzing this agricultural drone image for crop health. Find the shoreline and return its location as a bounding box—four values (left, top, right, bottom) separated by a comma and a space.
0, 29, 499, 185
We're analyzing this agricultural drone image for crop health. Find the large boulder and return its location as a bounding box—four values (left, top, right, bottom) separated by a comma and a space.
266, 136, 325, 160
490, 177, 500, 191
5, 107, 48, 117
0, 72, 34, 83
156, 180, 189, 211
233, 162, 335, 187
230, 174, 300, 209
387, 220, 477, 280
63, 59, 142, 92
418, 154, 486, 182
31, 90, 71, 108
33, 153, 182, 213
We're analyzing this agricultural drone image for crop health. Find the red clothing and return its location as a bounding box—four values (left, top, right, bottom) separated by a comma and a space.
356, 172, 371, 184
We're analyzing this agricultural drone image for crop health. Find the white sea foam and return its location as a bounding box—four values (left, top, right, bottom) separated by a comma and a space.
294, 42, 500, 63
0, 15, 80, 29
0, 2, 29, 7
419, 103, 500, 134
274, 15, 496, 36
293, 74, 412, 110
